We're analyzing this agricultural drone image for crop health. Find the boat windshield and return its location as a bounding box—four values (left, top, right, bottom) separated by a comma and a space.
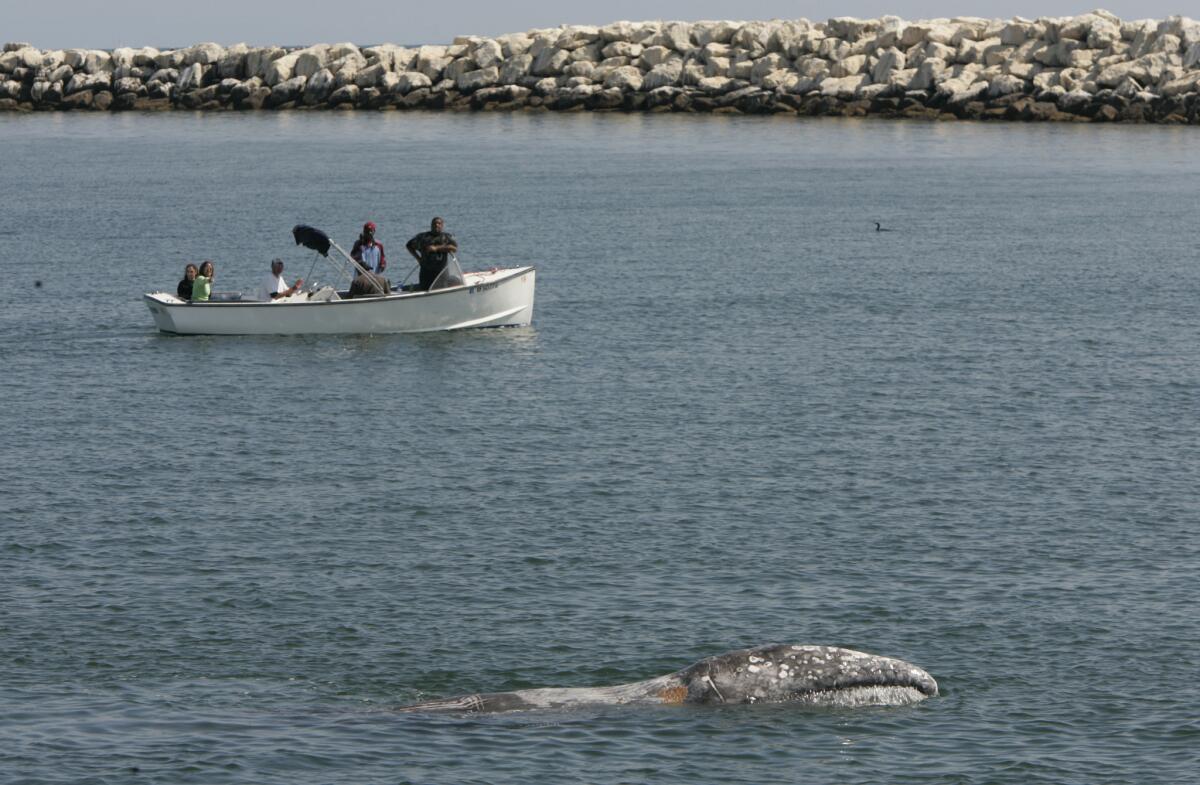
430, 254, 466, 290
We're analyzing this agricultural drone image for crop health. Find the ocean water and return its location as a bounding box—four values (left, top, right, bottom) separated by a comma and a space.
1, 110, 1198, 785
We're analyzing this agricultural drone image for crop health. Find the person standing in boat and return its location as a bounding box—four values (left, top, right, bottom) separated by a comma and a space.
258, 258, 304, 301
406, 217, 458, 291
191, 261, 214, 302
177, 263, 197, 301
351, 221, 386, 277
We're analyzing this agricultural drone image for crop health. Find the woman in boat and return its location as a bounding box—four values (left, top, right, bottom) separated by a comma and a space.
192, 261, 214, 302
177, 263, 197, 300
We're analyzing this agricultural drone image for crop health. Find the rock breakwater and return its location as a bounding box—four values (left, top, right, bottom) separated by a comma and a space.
4, 11, 1200, 123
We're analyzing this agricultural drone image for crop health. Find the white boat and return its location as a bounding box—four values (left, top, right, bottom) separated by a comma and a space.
144, 225, 535, 335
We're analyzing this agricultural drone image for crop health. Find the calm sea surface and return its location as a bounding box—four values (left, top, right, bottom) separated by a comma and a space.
1, 111, 1198, 784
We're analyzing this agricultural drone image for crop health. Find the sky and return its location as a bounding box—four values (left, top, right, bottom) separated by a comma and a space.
5, 2, 1194, 49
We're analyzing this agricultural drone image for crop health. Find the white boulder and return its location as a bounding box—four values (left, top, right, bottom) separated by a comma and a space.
819, 74, 870, 97
639, 45, 676, 68
184, 43, 224, 66
532, 47, 569, 76
888, 67, 917, 87
246, 47, 285, 78
697, 75, 738, 93
328, 42, 361, 60
873, 16, 906, 48
1088, 19, 1122, 48
871, 47, 906, 82
327, 83, 357, 105
1160, 71, 1200, 95
472, 39, 504, 69
749, 53, 787, 81
602, 41, 642, 59
48, 64, 73, 84
416, 46, 451, 79
899, 24, 933, 47
1008, 60, 1042, 80
111, 47, 135, 69
354, 62, 388, 88
304, 68, 336, 100
498, 53, 533, 83
456, 66, 499, 91
831, 54, 867, 77
705, 57, 730, 77
568, 42, 603, 63
732, 20, 774, 53
396, 71, 432, 93
681, 62, 705, 85
796, 56, 830, 79
498, 33, 533, 57
264, 54, 299, 86
294, 46, 331, 79
62, 49, 87, 69
564, 61, 595, 78
114, 76, 144, 94
826, 17, 873, 42
598, 21, 636, 42
761, 69, 799, 91
948, 79, 988, 103
642, 60, 683, 89
603, 65, 644, 90
660, 22, 694, 53
1000, 21, 1032, 45
217, 44, 248, 78
907, 58, 945, 90
957, 36, 1000, 64
84, 50, 113, 74
555, 25, 601, 50
331, 53, 368, 87
818, 37, 851, 61
988, 73, 1025, 96
769, 20, 813, 56
925, 24, 959, 45
693, 21, 739, 47
177, 63, 205, 89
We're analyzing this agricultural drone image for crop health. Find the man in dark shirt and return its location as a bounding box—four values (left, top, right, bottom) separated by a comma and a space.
405, 216, 459, 291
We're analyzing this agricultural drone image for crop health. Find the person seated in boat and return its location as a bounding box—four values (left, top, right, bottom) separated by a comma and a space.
191, 261, 214, 302
351, 221, 386, 277
258, 258, 304, 301
406, 216, 459, 291
347, 270, 390, 298
177, 263, 197, 301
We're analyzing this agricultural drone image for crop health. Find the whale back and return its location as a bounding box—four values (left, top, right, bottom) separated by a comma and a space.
675, 644, 938, 706
396, 644, 938, 713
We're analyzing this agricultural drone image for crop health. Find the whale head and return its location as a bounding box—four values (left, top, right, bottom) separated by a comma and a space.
673, 644, 938, 707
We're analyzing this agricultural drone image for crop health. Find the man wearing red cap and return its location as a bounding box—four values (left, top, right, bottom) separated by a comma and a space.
351, 221, 386, 277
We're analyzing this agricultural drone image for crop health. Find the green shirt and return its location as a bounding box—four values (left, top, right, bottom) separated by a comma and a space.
192, 274, 211, 302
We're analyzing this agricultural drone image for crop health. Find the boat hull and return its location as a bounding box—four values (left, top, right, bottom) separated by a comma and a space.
144, 267, 535, 335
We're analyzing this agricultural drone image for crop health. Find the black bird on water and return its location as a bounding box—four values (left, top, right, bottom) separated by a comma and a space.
874, 222, 894, 232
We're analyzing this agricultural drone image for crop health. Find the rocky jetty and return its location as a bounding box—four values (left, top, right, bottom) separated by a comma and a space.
3, 11, 1200, 122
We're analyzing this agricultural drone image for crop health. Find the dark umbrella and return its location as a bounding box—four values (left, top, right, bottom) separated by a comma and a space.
292, 224, 332, 256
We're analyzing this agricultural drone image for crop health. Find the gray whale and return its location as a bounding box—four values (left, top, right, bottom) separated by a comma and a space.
398, 644, 938, 714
